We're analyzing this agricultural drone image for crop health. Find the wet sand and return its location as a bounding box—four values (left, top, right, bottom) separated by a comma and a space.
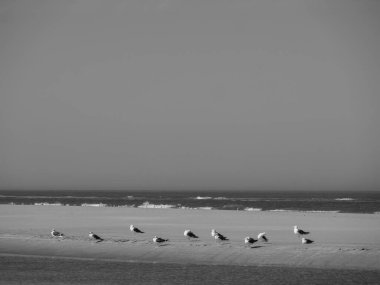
2, 254, 380, 285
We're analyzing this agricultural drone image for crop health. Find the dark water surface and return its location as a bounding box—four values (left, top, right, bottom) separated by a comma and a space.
1, 190, 380, 213
1, 255, 379, 285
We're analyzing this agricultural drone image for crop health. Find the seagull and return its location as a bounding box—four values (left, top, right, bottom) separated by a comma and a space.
153, 236, 169, 243
184, 229, 199, 239
89, 232, 103, 242
51, 229, 64, 238
257, 232, 268, 242
294, 225, 310, 236
214, 232, 229, 241
130, 225, 144, 233
211, 229, 227, 238
302, 237, 314, 244
244, 236, 257, 245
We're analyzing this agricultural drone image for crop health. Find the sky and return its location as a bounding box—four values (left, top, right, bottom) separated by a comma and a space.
0, 0, 379, 191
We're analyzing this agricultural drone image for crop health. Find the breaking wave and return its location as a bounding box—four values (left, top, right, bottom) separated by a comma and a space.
138, 201, 176, 209
81, 203, 107, 207
244, 208, 262, 212
34, 202, 63, 206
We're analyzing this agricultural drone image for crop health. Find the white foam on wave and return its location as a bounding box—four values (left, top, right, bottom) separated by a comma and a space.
194, 196, 229, 200
138, 201, 175, 209
194, 196, 212, 200
214, 197, 228, 200
335, 198, 355, 201
81, 203, 107, 207
269, 209, 340, 213
244, 207, 262, 211
198, 207, 213, 210
178, 206, 213, 210
34, 202, 63, 206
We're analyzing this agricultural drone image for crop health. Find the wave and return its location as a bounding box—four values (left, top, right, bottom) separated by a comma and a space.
194, 196, 230, 200
81, 203, 107, 207
269, 209, 340, 213
244, 207, 262, 211
214, 197, 228, 200
194, 196, 213, 200
0, 195, 116, 200
4, 202, 375, 214
34, 202, 63, 206
198, 207, 214, 210
335, 198, 355, 201
137, 201, 176, 209
2, 199, 376, 214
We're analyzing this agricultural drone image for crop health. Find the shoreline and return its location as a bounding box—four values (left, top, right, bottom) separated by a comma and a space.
3, 202, 380, 215
1, 205, 380, 270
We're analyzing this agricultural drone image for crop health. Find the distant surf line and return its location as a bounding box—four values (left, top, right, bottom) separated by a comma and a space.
5, 201, 379, 214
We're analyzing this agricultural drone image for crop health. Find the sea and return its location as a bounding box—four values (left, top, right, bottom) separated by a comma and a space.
1, 190, 380, 214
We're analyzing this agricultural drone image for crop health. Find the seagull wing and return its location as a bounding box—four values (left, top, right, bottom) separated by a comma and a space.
217, 233, 228, 241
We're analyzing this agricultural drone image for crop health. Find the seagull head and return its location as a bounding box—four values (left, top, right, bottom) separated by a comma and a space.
294, 225, 298, 229
89, 232, 93, 234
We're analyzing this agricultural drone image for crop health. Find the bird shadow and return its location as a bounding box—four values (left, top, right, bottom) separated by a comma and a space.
90, 239, 104, 243
112, 239, 131, 243
249, 245, 263, 249
154, 244, 170, 247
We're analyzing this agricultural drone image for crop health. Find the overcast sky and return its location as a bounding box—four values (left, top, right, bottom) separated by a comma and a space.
0, 0, 379, 191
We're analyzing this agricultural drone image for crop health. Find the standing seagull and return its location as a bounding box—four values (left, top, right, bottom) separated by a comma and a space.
184, 229, 199, 239
211, 229, 228, 240
89, 232, 104, 242
302, 237, 314, 244
51, 229, 64, 238
294, 226, 310, 236
214, 232, 229, 241
257, 232, 268, 242
244, 236, 257, 245
130, 225, 144, 234
153, 236, 169, 243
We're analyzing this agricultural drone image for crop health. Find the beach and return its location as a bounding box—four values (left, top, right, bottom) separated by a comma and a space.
1, 205, 380, 284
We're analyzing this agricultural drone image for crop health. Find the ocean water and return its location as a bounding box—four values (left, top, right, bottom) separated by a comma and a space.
0, 190, 380, 214
1, 255, 380, 285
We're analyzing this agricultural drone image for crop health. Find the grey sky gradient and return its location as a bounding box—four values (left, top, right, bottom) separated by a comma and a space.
0, 0, 379, 191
